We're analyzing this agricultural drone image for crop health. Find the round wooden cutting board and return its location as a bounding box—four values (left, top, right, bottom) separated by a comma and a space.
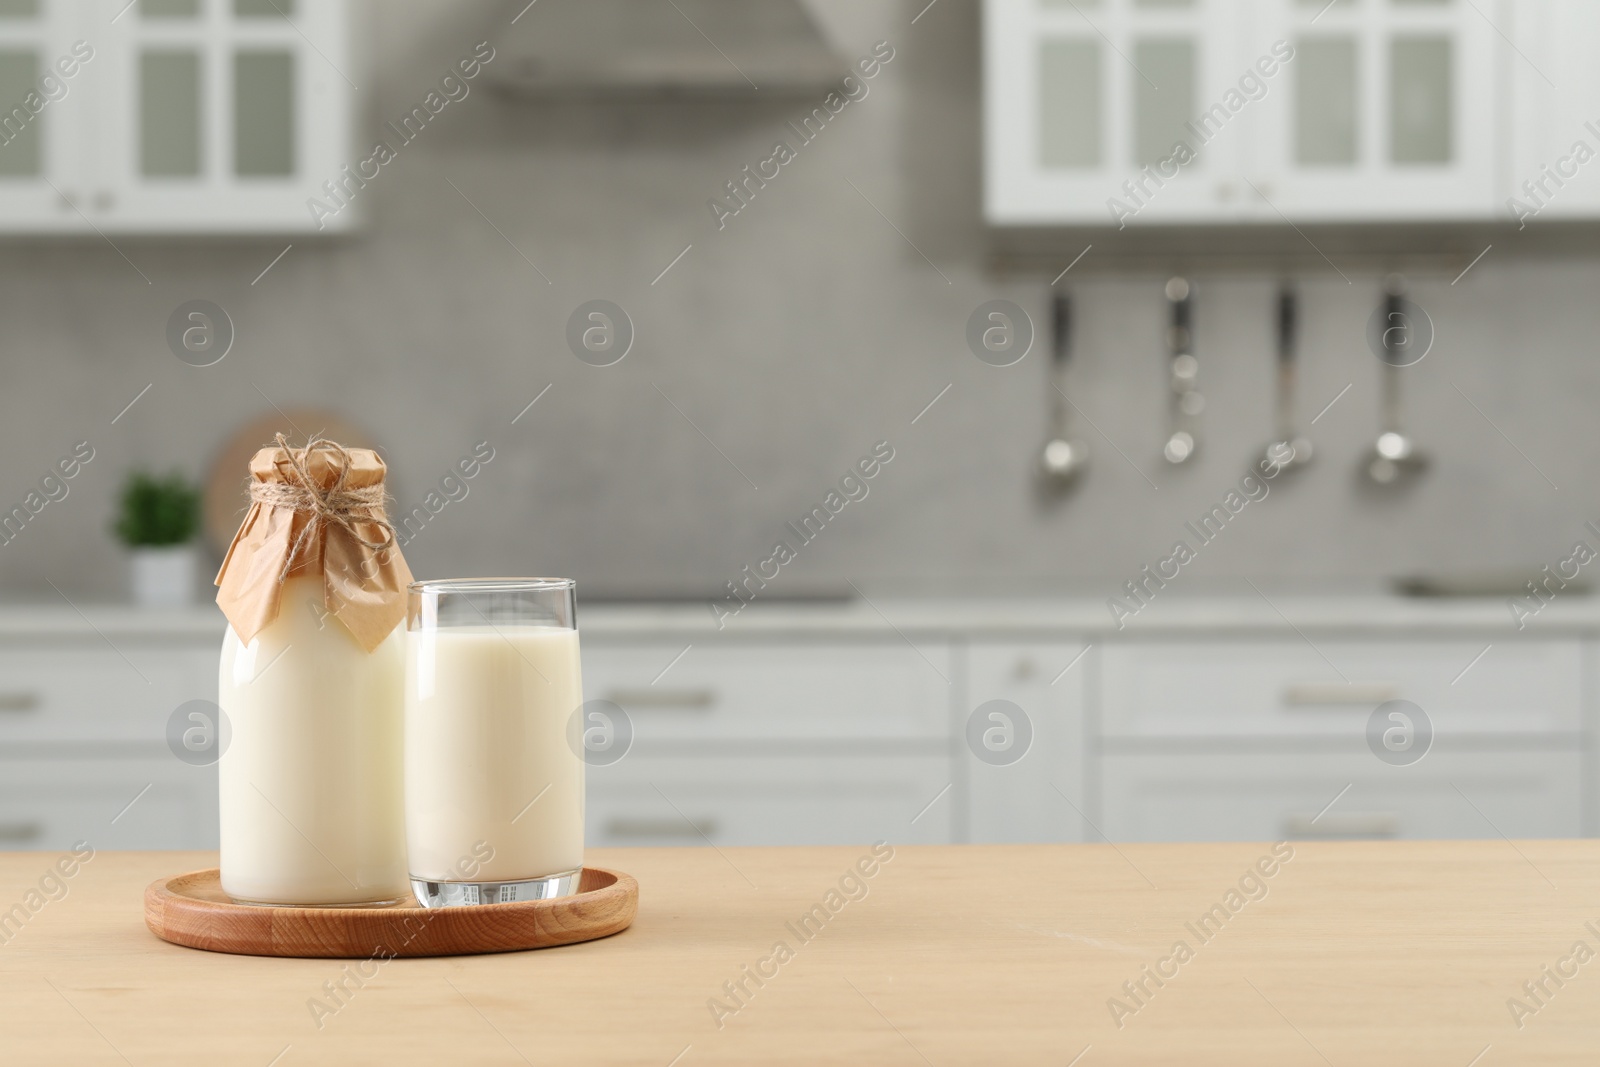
144, 867, 637, 958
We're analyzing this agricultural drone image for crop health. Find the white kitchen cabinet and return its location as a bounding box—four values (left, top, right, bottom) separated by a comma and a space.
1097, 636, 1584, 842
4, 603, 1600, 853
0, 645, 217, 743
1505, 0, 1600, 225
1246, 0, 1498, 220
983, 0, 1526, 225
0, 756, 217, 851
580, 639, 956, 846
963, 641, 1089, 843
1101, 750, 1582, 842
0, 0, 82, 227
1099, 639, 1584, 740
0, 611, 224, 851
0, 0, 354, 234
586, 753, 953, 847
984, 0, 1246, 225
580, 639, 953, 743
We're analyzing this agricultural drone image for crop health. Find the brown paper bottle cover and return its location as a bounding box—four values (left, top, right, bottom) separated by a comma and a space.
215, 437, 412, 652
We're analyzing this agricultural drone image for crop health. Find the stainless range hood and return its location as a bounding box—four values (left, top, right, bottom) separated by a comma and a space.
489, 0, 845, 97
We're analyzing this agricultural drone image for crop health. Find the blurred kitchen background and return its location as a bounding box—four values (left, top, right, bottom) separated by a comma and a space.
2, 0, 1598, 853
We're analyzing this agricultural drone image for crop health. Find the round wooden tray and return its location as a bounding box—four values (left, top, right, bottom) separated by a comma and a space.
144, 867, 637, 958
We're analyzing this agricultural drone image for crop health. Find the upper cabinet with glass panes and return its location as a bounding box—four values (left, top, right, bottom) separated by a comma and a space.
0, 0, 353, 233
983, 0, 1600, 226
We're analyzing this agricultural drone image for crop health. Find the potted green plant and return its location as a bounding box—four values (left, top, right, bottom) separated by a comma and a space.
113, 471, 202, 607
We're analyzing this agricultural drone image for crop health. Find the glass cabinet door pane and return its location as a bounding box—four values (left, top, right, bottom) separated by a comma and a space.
234, 0, 293, 16
0, 51, 38, 175
1296, 37, 1358, 165
1039, 39, 1101, 168
1390, 36, 1451, 163
234, 50, 294, 175
142, 0, 201, 17
1133, 38, 1193, 166
140, 51, 202, 176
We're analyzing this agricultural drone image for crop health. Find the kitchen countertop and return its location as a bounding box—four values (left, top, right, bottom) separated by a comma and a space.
3, 842, 1598, 1064
0, 592, 1596, 638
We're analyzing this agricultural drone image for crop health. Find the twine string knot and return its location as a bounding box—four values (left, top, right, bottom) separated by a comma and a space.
248, 433, 395, 581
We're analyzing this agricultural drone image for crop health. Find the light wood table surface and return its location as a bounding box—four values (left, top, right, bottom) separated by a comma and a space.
1, 841, 1596, 1065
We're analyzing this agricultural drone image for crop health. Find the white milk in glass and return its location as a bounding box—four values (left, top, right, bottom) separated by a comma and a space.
405, 626, 584, 883
218, 575, 410, 905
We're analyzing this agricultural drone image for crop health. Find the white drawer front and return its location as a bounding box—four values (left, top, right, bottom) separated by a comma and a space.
587, 754, 952, 846
0, 757, 217, 851
965, 641, 1090, 844
581, 641, 953, 742
1100, 750, 1582, 843
1101, 640, 1582, 739
0, 645, 218, 744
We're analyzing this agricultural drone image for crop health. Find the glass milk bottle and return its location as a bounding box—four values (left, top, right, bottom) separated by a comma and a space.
214, 436, 412, 906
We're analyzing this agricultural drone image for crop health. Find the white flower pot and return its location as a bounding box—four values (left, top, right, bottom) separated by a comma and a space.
130, 545, 198, 608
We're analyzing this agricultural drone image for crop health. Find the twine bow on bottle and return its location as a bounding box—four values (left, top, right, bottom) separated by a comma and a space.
217, 433, 412, 652
248, 433, 397, 581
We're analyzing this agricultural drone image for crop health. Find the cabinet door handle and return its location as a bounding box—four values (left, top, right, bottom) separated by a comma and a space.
0, 691, 41, 713
1282, 682, 1400, 706
0, 821, 43, 843
603, 817, 716, 839
603, 688, 716, 710
1284, 813, 1399, 838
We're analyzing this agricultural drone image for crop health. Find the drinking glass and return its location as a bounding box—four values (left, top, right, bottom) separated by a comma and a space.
405, 578, 584, 907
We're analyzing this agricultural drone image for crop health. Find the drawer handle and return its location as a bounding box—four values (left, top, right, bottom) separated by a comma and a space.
1284, 813, 1399, 839
0, 821, 43, 843
603, 688, 716, 710
604, 817, 716, 839
0, 691, 41, 713
1283, 682, 1401, 706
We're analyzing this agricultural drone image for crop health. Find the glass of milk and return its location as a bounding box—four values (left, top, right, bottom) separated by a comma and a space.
405, 578, 585, 907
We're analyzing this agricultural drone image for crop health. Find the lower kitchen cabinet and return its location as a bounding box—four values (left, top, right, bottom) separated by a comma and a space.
0, 616, 223, 852
0, 756, 217, 852
586, 753, 953, 847
0, 646, 218, 744
1099, 749, 1583, 842
580, 639, 954, 743
0, 612, 1595, 850
1100, 639, 1584, 740
581, 638, 958, 847
963, 641, 1089, 843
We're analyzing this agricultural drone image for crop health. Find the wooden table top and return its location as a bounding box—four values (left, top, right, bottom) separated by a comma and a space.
1, 841, 1596, 1065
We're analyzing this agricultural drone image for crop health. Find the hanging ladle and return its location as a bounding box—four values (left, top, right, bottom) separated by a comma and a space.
1040, 289, 1090, 486
1364, 279, 1430, 486
1261, 283, 1312, 473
